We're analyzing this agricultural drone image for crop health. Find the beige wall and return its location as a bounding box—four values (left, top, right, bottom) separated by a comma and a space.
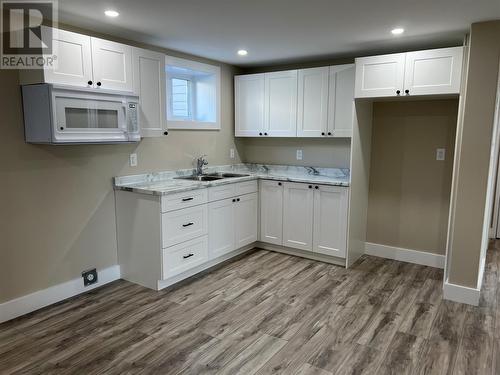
237, 137, 351, 168
366, 100, 458, 254
0, 29, 241, 303
447, 20, 500, 288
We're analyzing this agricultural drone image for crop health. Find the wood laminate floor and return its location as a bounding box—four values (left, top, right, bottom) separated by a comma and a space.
1, 242, 500, 375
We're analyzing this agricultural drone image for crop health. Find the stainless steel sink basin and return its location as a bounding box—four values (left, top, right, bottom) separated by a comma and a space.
205, 172, 250, 178
174, 175, 224, 181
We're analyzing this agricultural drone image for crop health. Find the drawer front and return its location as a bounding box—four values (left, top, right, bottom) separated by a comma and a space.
162, 205, 208, 248
235, 180, 258, 196
161, 189, 208, 212
162, 236, 209, 279
208, 184, 236, 202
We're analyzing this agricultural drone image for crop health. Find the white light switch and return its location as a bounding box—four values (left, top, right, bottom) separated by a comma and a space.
230, 148, 235, 159
129, 153, 138, 167
296, 149, 303, 161
436, 148, 445, 161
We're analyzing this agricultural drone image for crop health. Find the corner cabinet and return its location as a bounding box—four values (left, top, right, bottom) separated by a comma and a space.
235, 64, 355, 138
355, 46, 463, 98
260, 180, 349, 259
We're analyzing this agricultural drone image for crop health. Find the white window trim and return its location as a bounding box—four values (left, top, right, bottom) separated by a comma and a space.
165, 55, 221, 130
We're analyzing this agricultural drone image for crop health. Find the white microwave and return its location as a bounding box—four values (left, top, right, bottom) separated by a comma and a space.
22, 84, 140, 144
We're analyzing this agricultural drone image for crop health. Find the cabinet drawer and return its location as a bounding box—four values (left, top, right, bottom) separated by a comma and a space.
162, 236, 208, 279
161, 189, 208, 212
235, 180, 258, 196
161, 205, 208, 248
208, 184, 236, 202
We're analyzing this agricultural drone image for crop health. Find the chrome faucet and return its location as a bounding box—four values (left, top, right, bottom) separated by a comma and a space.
196, 155, 208, 175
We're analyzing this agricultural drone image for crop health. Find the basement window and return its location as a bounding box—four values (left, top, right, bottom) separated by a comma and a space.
166, 56, 221, 130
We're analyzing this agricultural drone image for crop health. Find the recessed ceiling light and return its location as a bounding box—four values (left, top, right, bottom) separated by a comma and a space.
237, 49, 248, 56
391, 28, 405, 35
104, 10, 119, 17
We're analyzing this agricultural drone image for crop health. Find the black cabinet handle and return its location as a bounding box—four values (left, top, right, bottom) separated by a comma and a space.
182, 197, 194, 202
396, 90, 401, 95
96, 82, 102, 87
163, 131, 169, 136
278, 182, 282, 186
182, 222, 194, 227
405, 89, 410, 95
232, 199, 236, 202
315, 186, 319, 189
259, 132, 263, 136
59, 126, 64, 131
308, 185, 312, 189
321, 132, 325, 136
264, 132, 268, 136
87, 80, 93, 85
237, 198, 240, 202
328, 132, 332, 136
183, 253, 194, 259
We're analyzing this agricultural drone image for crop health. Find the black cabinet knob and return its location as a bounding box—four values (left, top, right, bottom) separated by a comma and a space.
328, 132, 332, 136
308, 185, 312, 189
87, 80, 93, 85
59, 126, 64, 131
232, 199, 236, 202
264, 132, 268, 136
315, 186, 319, 189
163, 131, 168, 136
321, 132, 325, 136
396, 90, 401, 95
96, 82, 102, 87
278, 182, 282, 186
259, 132, 263, 136
237, 198, 240, 202
405, 89, 410, 94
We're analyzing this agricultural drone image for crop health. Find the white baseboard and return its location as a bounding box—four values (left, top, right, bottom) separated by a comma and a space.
443, 279, 480, 306
364, 242, 445, 268
0, 265, 121, 323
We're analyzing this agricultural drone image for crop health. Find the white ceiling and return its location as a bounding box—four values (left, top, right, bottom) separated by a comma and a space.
57, 0, 500, 67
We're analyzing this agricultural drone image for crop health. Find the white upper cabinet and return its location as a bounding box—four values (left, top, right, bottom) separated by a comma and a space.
91, 37, 134, 92
313, 185, 348, 258
133, 47, 167, 137
264, 70, 298, 137
404, 47, 463, 96
328, 64, 355, 137
260, 180, 284, 245
235, 74, 266, 136
282, 182, 314, 251
43, 28, 93, 88
355, 53, 406, 98
297, 67, 329, 137
355, 47, 464, 98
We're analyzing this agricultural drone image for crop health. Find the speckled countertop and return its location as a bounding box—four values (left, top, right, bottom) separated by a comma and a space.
114, 163, 350, 196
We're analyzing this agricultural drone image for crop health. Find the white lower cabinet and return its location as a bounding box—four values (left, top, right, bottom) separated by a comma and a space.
162, 236, 209, 279
259, 180, 284, 245
313, 185, 348, 258
283, 182, 314, 251
260, 180, 349, 258
209, 192, 258, 259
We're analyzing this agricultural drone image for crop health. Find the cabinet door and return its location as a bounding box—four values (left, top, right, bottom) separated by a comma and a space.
328, 64, 355, 138
43, 28, 93, 88
235, 74, 265, 136
283, 182, 314, 251
91, 37, 134, 92
355, 53, 405, 98
404, 47, 463, 96
265, 70, 298, 137
297, 67, 329, 137
208, 198, 235, 259
260, 180, 284, 245
235, 193, 258, 249
133, 48, 167, 137
313, 185, 348, 258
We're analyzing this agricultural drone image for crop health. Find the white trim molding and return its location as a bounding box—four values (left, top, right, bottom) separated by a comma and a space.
443, 279, 480, 306
0, 265, 121, 323
365, 242, 445, 268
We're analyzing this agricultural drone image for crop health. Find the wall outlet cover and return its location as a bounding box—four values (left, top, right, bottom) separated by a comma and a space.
129, 153, 138, 167
436, 148, 446, 161
230, 148, 235, 159
82, 268, 98, 286
296, 149, 303, 160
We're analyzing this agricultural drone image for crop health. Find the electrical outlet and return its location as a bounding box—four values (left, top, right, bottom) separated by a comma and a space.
296, 149, 303, 161
82, 268, 98, 287
436, 148, 445, 161
230, 148, 235, 159
129, 153, 138, 167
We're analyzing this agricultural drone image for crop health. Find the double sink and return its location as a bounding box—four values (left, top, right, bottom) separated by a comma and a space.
174, 172, 250, 182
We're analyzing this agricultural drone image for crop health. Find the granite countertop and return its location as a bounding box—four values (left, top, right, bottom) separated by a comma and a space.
114, 163, 350, 196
